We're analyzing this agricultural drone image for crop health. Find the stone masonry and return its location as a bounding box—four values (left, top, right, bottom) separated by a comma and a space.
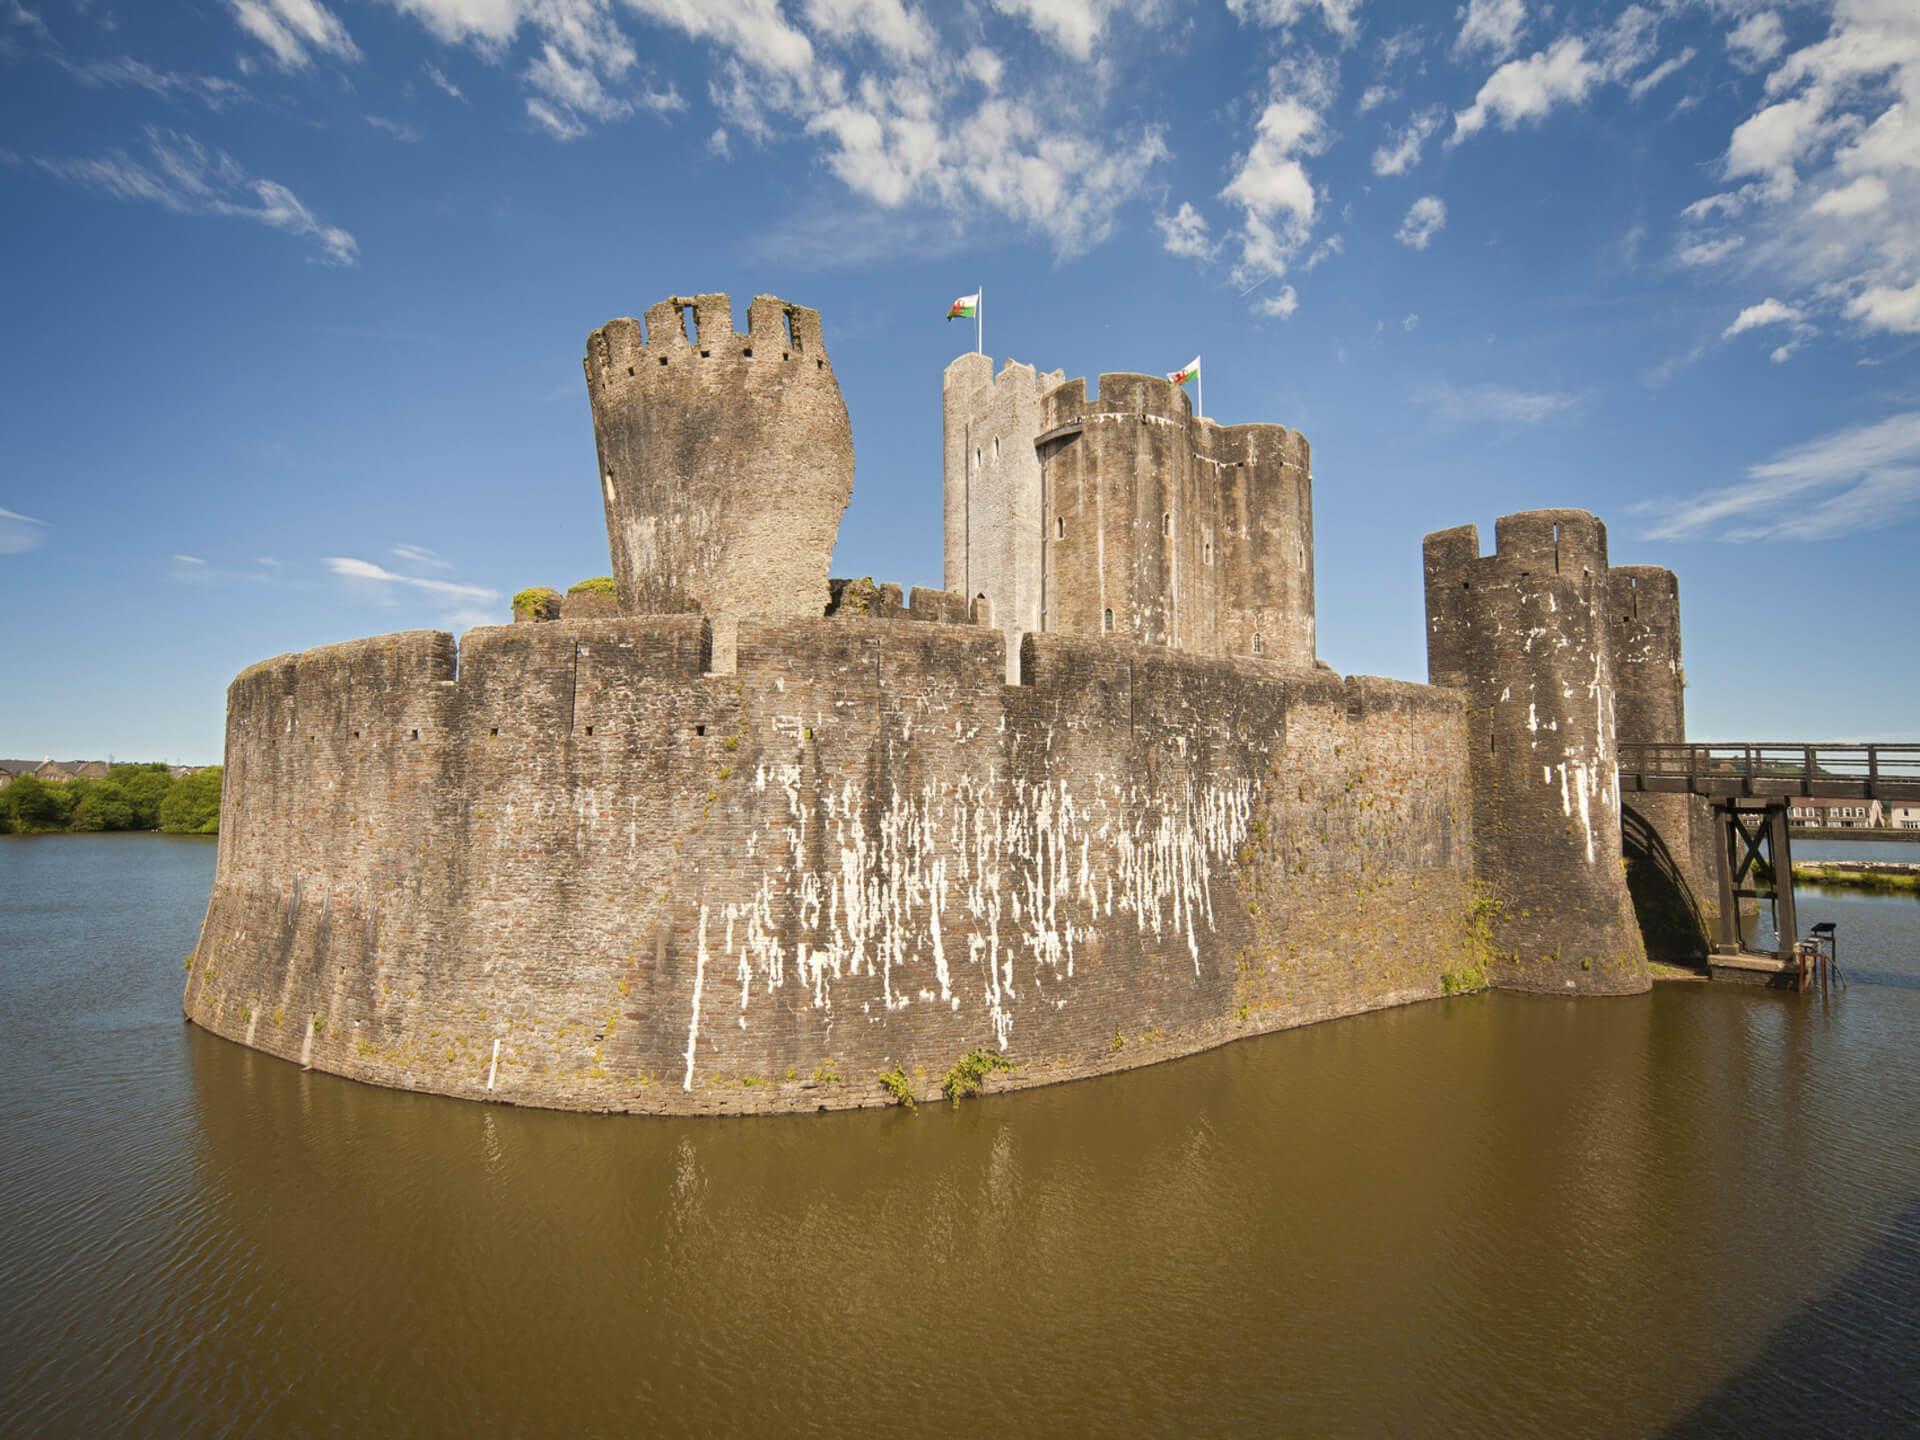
186, 290, 1708, 1115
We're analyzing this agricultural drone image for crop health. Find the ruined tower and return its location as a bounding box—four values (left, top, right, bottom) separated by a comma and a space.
943, 363, 1315, 665
1424, 510, 1650, 994
1608, 566, 1718, 952
584, 293, 852, 623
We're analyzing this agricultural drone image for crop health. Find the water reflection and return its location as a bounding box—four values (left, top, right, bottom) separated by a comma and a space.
3, 836, 1918, 1436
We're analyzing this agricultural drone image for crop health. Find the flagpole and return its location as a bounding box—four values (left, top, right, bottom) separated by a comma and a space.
1198, 363, 1203, 421
977, 283, 983, 355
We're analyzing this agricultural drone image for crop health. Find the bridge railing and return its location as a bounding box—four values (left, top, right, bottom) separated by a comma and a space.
1618, 743, 1920, 801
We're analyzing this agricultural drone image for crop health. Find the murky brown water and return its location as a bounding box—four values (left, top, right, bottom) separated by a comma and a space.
4, 834, 1918, 1436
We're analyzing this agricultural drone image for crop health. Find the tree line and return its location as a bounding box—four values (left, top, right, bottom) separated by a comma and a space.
0, 764, 222, 835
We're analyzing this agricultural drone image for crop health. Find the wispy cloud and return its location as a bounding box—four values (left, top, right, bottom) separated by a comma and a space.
326, 556, 497, 601
32, 126, 356, 264
0, 506, 49, 555
1417, 381, 1579, 426
365, 114, 422, 143
390, 543, 452, 571
1395, 194, 1446, 250
225, 0, 358, 71
1639, 411, 1920, 542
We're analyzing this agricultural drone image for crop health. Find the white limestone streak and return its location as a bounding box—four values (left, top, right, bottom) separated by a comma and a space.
682, 905, 709, 1091
705, 769, 1255, 1050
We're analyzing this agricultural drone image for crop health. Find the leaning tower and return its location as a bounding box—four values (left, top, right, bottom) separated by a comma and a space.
583, 293, 853, 623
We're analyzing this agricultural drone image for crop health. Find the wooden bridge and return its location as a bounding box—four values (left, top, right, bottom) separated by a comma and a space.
1618, 744, 1920, 974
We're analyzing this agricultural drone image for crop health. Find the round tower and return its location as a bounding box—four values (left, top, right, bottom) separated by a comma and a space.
1037, 374, 1314, 663
1424, 510, 1650, 994
1608, 566, 1716, 952
583, 293, 852, 620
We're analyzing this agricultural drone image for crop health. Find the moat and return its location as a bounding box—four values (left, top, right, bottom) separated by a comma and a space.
5, 834, 1919, 1434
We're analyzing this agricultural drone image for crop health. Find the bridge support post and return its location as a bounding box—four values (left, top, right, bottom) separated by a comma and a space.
1769, 803, 1797, 962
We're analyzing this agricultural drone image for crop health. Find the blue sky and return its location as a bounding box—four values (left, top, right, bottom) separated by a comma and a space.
2, 0, 1915, 763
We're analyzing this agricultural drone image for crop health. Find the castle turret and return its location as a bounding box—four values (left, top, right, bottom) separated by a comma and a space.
942, 353, 1060, 652
1424, 510, 1649, 994
584, 293, 852, 621
1608, 566, 1717, 951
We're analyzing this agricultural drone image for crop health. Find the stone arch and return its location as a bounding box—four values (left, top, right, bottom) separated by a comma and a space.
1621, 802, 1708, 964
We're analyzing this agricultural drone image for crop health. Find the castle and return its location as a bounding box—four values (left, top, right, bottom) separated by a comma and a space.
182, 292, 1714, 1114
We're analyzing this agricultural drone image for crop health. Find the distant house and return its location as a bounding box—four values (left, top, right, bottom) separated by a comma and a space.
71, 761, 110, 780
32, 760, 74, 782
0, 767, 15, 790
168, 765, 201, 779
1788, 796, 1884, 829
1889, 800, 1920, 832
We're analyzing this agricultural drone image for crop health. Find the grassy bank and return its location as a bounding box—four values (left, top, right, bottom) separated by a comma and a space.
1793, 861, 1920, 894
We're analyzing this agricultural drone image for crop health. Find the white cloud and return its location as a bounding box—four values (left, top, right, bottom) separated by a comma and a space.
804, 0, 933, 62
1629, 46, 1693, 100
1157, 201, 1215, 260
1227, 0, 1361, 45
1418, 380, 1577, 425
1808, 174, 1888, 216
391, 543, 453, 571
1723, 297, 1802, 336
1257, 284, 1299, 318
1675, 233, 1744, 266
624, 0, 814, 74
32, 126, 356, 264
1395, 194, 1446, 249
1455, 0, 1526, 62
1357, 83, 1394, 115
991, 0, 1104, 60
326, 556, 498, 601
226, 0, 358, 70
1451, 9, 1669, 145
424, 62, 464, 100
1674, 3, 1920, 348
1846, 279, 1920, 334
366, 114, 423, 142
1403, 310, 1419, 330
1452, 36, 1599, 143
52, 54, 246, 109
1222, 55, 1335, 292
1726, 12, 1785, 73
1769, 339, 1805, 363
0, 506, 48, 556
1639, 411, 1920, 541
1371, 107, 1442, 176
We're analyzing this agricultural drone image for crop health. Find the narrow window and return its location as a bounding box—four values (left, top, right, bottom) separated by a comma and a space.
993, 437, 1001, 463
695, 725, 707, 737
1252, 634, 1264, 656
585, 725, 594, 736
604, 471, 617, 504
682, 305, 699, 348
489, 727, 499, 737
1552, 521, 1561, 575
784, 309, 796, 351
1103, 607, 1113, 631
1162, 511, 1171, 536
410, 729, 419, 740
975, 447, 982, 471
1055, 516, 1065, 539
1204, 540, 1213, 565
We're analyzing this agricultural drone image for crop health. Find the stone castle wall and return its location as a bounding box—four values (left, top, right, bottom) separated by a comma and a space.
1607, 566, 1718, 953
184, 620, 1476, 1114
584, 293, 851, 622
1424, 510, 1649, 995
942, 364, 1315, 668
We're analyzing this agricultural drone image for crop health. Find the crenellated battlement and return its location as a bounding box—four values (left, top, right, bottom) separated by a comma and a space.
584, 293, 829, 392
586, 291, 852, 624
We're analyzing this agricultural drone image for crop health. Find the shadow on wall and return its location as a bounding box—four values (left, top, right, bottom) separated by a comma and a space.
1623, 803, 1708, 964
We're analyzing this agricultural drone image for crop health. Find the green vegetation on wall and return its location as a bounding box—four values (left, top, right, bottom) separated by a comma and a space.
512, 587, 563, 622
0, 764, 222, 836
567, 576, 617, 596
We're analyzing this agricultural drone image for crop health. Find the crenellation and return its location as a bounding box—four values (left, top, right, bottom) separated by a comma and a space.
189, 286, 1713, 1117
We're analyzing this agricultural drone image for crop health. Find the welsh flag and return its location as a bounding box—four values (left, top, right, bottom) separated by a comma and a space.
947, 292, 979, 320
1168, 356, 1200, 388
